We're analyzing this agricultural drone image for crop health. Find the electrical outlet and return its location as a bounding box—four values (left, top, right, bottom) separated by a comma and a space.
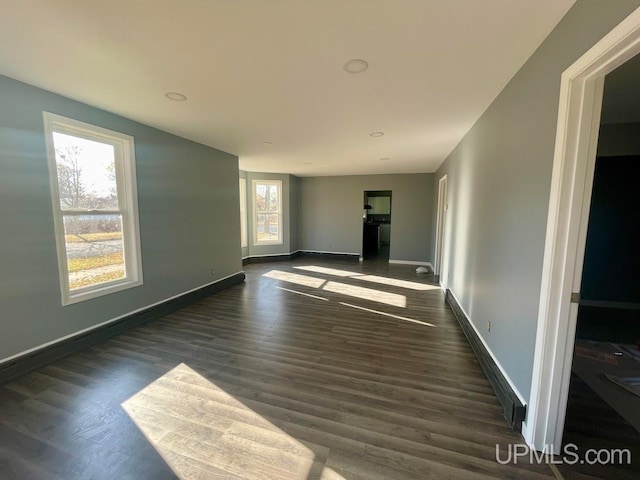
211, 268, 215, 276
487, 321, 491, 332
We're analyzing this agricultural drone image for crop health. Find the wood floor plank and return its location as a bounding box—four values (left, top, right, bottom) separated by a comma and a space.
0, 258, 560, 479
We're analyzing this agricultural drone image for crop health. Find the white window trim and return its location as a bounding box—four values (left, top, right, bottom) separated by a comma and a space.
252, 179, 283, 246
239, 178, 248, 248
43, 112, 143, 306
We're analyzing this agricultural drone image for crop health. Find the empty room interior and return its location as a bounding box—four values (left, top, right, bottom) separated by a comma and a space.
1, 1, 640, 479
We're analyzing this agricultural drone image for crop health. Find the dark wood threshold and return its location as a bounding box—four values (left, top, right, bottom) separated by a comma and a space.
445, 289, 527, 431
242, 251, 359, 265
0, 272, 245, 385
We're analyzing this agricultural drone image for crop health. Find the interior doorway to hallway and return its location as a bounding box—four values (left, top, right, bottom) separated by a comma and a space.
362, 190, 392, 262
527, 6, 640, 465
434, 175, 448, 287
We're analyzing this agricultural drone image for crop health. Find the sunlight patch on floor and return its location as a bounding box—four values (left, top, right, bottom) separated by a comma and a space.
355, 275, 439, 291
323, 281, 407, 308
295, 265, 438, 290
340, 302, 436, 327
264, 270, 408, 308
122, 363, 346, 480
277, 286, 329, 301
264, 270, 326, 288
295, 265, 362, 277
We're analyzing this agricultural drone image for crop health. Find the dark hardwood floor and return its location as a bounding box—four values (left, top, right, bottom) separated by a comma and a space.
0, 258, 559, 479
557, 373, 640, 480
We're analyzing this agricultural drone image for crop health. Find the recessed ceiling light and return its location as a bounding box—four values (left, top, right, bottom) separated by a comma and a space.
370, 132, 384, 137
380, 157, 391, 161
261, 141, 273, 146
165, 91, 187, 101
344, 59, 369, 74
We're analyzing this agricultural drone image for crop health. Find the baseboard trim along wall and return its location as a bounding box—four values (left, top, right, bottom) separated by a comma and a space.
445, 289, 527, 432
0, 271, 246, 385
299, 250, 360, 261
242, 250, 360, 265
242, 251, 303, 265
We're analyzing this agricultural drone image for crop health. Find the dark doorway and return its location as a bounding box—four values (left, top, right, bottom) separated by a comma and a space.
559, 55, 640, 480
362, 190, 391, 262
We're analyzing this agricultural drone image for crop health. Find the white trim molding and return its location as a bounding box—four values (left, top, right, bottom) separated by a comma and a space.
43, 112, 143, 306
526, 6, 640, 453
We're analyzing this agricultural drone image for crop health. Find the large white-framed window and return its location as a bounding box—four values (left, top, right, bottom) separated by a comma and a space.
252, 179, 283, 245
43, 112, 143, 306
239, 178, 248, 248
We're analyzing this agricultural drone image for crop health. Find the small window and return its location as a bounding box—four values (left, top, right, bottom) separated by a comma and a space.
252, 180, 283, 245
239, 178, 248, 248
43, 112, 143, 305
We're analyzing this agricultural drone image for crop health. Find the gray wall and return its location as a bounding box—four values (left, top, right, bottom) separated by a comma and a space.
239, 170, 249, 259
432, 0, 640, 401
243, 171, 296, 257
0, 74, 242, 362
300, 174, 433, 262
290, 175, 301, 253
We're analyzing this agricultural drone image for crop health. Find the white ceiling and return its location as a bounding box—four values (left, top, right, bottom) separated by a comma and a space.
0, 0, 575, 177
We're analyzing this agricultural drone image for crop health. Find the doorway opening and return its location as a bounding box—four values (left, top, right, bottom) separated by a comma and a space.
434, 175, 448, 287
527, 6, 640, 463
362, 190, 392, 262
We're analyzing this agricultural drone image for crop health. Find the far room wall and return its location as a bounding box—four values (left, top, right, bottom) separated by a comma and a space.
299, 174, 434, 263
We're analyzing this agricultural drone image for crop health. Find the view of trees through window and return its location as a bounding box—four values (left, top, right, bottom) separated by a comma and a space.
255, 182, 280, 243
53, 132, 125, 290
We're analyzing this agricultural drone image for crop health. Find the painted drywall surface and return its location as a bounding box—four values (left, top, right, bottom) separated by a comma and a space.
432, 0, 640, 401
245, 172, 292, 256
289, 175, 300, 253
300, 174, 433, 262
0, 75, 241, 361
597, 122, 640, 156
239, 170, 249, 259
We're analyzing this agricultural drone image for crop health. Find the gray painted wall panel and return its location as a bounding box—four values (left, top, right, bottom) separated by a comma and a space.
0, 75, 241, 361
432, 0, 640, 401
300, 174, 433, 262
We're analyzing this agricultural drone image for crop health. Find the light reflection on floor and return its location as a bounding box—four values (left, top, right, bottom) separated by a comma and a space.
122, 363, 346, 480
322, 281, 407, 308
340, 302, 436, 327
264, 270, 408, 308
294, 265, 438, 291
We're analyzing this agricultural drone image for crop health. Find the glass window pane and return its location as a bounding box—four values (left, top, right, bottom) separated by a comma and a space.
267, 213, 279, 240
64, 214, 125, 290
256, 184, 267, 213
53, 132, 118, 210
256, 213, 267, 241
267, 185, 278, 212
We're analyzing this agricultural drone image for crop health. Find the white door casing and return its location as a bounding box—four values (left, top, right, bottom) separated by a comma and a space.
525, 6, 640, 453
435, 175, 448, 286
